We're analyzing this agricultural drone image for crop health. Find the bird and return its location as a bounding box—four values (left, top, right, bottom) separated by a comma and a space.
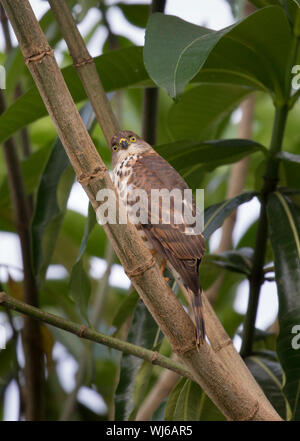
110, 130, 206, 348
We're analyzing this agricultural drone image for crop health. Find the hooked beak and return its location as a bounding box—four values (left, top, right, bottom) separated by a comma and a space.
120, 138, 129, 149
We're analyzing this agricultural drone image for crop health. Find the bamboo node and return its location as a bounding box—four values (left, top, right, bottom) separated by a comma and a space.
25, 47, 54, 64
172, 341, 198, 355
77, 166, 107, 186
245, 401, 260, 421
79, 325, 87, 337
125, 256, 156, 278
151, 351, 159, 364
74, 57, 94, 68
213, 338, 233, 353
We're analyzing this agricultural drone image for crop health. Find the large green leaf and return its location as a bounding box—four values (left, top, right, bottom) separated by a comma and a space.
267, 192, 300, 420
245, 351, 289, 420
165, 378, 225, 421
0, 46, 149, 144
167, 84, 253, 140
204, 191, 258, 239
156, 138, 265, 172
144, 7, 292, 100
114, 299, 158, 421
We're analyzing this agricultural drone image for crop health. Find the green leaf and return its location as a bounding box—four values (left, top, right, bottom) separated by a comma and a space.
166, 378, 225, 421
114, 299, 158, 421
31, 102, 95, 280
267, 192, 300, 420
68, 202, 98, 322
156, 138, 265, 173
164, 377, 186, 421
76, 203, 97, 262
112, 290, 140, 331
117, 3, 150, 28
210, 247, 254, 276
144, 8, 292, 99
245, 352, 289, 420
168, 84, 251, 141
204, 191, 258, 239
69, 259, 91, 323
0, 46, 149, 144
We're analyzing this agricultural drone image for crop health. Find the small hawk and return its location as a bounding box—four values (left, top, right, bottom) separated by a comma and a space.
110, 130, 206, 347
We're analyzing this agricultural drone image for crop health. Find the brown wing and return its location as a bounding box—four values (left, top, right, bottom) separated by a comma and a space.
129, 150, 205, 290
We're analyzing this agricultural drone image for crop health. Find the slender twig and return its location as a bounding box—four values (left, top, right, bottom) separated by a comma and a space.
240, 105, 289, 357
0, 292, 191, 379
1, 0, 282, 420
0, 90, 44, 420
48, 0, 119, 144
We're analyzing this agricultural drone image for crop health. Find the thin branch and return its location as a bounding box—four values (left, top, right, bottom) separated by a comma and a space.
48, 0, 119, 145
240, 104, 290, 358
0, 292, 191, 379
1, 0, 282, 420
0, 90, 44, 420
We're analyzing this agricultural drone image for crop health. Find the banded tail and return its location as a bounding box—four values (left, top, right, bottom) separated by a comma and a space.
188, 287, 205, 349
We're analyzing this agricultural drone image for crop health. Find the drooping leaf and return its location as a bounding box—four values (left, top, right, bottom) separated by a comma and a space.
267, 192, 300, 420
203, 191, 258, 239
166, 378, 225, 421
114, 299, 158, 421
69, 259, 91, 324
245, 352, 289, 420
112, 290, 140, 331
68, 202, 97, 323
144, 7, 292, 99
164, 377, 186, 421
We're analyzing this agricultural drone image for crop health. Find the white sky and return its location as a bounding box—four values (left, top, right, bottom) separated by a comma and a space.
0, 0, 278, 420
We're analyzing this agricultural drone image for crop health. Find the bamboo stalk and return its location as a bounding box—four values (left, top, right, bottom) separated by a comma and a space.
0, 0, 282, 420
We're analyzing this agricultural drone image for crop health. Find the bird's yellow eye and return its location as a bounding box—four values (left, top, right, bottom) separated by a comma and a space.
130, 136, 136, 143
112, 145, 118, 151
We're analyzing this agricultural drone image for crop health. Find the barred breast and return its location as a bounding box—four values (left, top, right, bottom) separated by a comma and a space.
113, 154, 154, 251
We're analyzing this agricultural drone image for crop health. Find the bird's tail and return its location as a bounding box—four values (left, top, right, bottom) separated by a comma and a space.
188, 286, 205, 350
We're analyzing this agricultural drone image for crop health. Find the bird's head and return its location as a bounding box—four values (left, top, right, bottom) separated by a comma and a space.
110, 130, 151, 166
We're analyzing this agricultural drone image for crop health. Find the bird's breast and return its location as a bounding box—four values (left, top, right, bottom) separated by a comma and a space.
113, 154, 154, 250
